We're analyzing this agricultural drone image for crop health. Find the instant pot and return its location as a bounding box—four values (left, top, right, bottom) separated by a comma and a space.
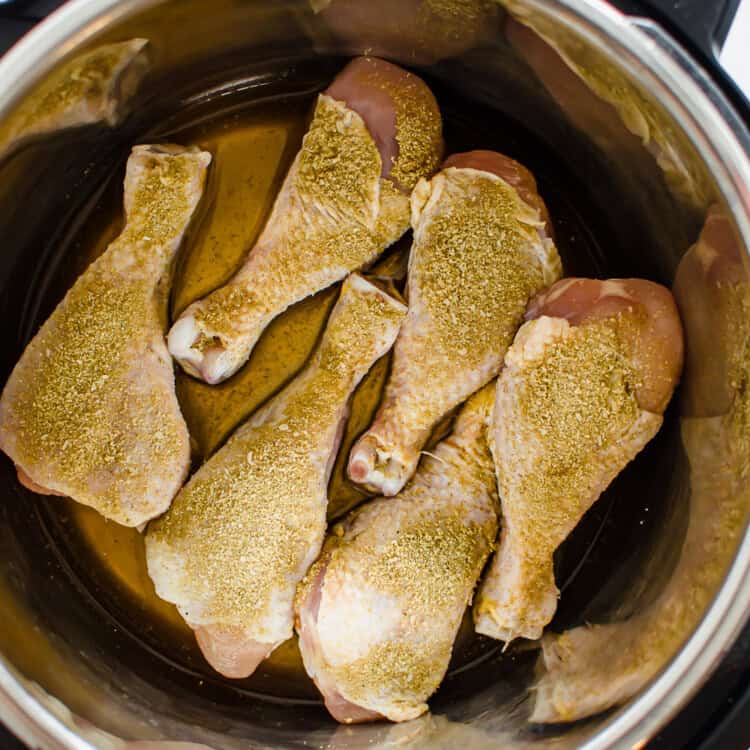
1, 1, 750, 749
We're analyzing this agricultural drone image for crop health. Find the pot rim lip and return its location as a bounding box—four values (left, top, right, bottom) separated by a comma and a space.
0, 1, 749, 749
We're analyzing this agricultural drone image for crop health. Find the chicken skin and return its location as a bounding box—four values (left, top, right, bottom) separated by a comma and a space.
146, 274, 406, 679
296, 386, 499, 724
531, 209, 749, 723
168, 56, 442, 384
347, 150, 561, 497
0, 144, 210, 527
474, 277, 683, 642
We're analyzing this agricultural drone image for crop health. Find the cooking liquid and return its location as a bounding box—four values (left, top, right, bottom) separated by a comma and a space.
35, 70, 625, 704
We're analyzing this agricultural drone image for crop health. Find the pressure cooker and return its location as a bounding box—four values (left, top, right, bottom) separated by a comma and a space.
0, 1, 749, 749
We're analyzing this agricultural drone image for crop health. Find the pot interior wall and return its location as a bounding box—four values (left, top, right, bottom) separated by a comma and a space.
0, 2, 747, 749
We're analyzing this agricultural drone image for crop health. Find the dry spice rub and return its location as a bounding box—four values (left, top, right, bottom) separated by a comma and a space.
192, 96, 402, 339
415, 168, 555, 358
475, 314, 663, 641
0, 145, 210, 527
295, 387, 498, 723
146, 275, 406, 675
352, 63, 443, 191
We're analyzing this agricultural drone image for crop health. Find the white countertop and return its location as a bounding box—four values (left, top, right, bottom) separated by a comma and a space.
722, 0, 750, 95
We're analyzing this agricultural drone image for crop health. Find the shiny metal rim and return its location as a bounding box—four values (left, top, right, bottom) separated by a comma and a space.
0, 0, 748, 748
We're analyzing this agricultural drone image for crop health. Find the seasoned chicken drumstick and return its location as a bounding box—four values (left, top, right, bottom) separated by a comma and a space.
146, 275, 406, 679
295, 386, 499, 724
169, 56, 442, 384
348, 150, 561, 497
531, 208, 747, 724
0, 144, 211, 527
474, 277, 683, 642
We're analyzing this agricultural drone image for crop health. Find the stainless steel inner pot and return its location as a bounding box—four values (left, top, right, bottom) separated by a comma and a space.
1, 1, 750, 749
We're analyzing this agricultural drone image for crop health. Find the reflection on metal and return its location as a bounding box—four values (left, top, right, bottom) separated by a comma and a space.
0, 39, 149, 160
532, 207, 750, 723
307, 0, 500, 64
501, 1, 714, 211
0, 662, 214, 750
329, 714, 499, 750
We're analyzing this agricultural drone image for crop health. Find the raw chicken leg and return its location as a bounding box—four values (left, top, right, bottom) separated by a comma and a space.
0, 144, 211, 527
348, 150, 561, 496
295, 386, 499, 724
531, 208, 750, 723
146, 274, 406, 678
168, 56, 442, 384
474, 277, 683, 642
